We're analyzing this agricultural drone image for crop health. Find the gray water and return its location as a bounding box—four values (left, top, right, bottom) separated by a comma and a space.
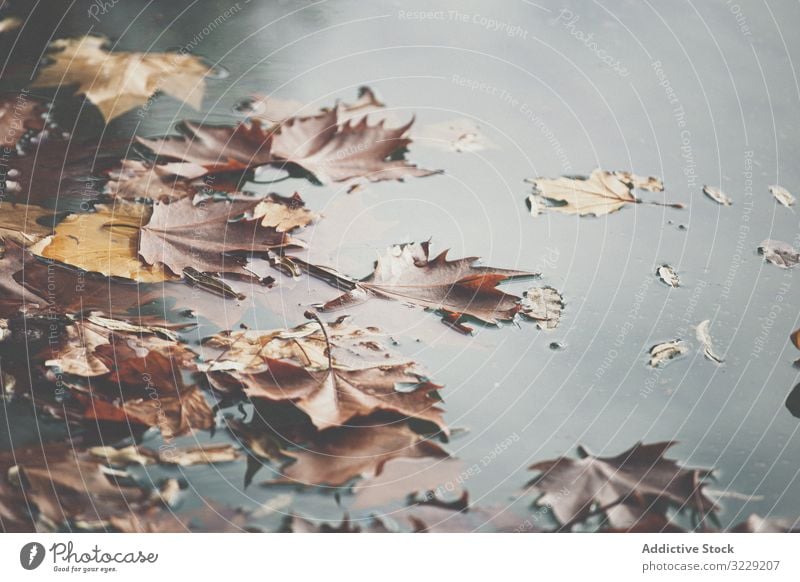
2, 0, 799, 529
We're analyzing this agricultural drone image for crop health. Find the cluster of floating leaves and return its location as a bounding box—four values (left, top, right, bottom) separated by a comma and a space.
0, 29, 796, 533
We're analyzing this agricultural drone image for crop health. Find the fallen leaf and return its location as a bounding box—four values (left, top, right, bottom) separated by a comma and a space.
0, 201, 53, 245
792, 329, 799, 350
139, 197, 297, 276
769, 185, 795, 208
29, 201, 173, 282
254, 193, 318, 232
32, 35, 210, 122
528, 169, 681, 216
702, 185, 732, 206
526, 442, 716, 530
137, 120, 275, 175
413, 118, 496, 152
649, 340, 687, 367
695, 320, 724, 364
656, 264, 680, 287
519, 286, 563, 330
319, 241, 533, 332
758, 239, 799, 268
0, 241, 44, 316
157, 444, 239, 466
270, 420, 448, 487
270, 109, 437, 184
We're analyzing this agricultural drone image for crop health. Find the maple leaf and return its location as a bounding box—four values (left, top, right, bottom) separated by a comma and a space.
138, 197, 298, 276
270, 419, 448, 487
318, 241, 533, 332
29, 201, 174, 282
526, 442, 716, 530
32, 35, 210, 122
254, 193, 318, 232
105, 159, 211, 203
270, 108, 437, 184
138, 108, 437, 184
203, 315, 446, 431
137, 120, 275, 175
527, 169, 682, 216
0, 201, 54, 245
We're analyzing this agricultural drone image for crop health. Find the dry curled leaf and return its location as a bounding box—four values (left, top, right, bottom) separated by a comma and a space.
696, 320, 724, 364
29, 201, 173, 282
768, 185, 795, 208
319, 241, 533, 333
656, 264, 680, 287
139, 197, 297, 276
758, 239, 799, 269
702, 185, 732, 206
32, 35, 210, 121
528, 169, 680, 217
648, 340, 687, 367
527, 442, 715, 530
105, 159, 210, 202
519, 286, 563, 330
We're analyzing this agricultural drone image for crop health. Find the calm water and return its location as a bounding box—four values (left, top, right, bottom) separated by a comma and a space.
1, 0, 798, 529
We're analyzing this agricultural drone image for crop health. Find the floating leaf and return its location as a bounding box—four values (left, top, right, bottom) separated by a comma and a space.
32, 35, 210, 121
319, 241, 533, 332
528, 169, 680, 217
649, 340, 687, 367
769, 185, 795, 208
526, 442, 715, 530
519, 286, 563, 330
758, 239, 799, 268
696, 320, 724, 364
702, 185, 732, 206
29, 201, 173, 282
254, 193, 318, 232
656, 265, 680, 287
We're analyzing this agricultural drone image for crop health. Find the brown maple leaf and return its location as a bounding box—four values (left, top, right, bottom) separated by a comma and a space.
270, 108, 437, 183
318, 241, 534, 333
105, 159, 210, 203
138, 197, 298, 276
32, 35, 210, 122
204, 315, 446, 431
526, 442, 716, 530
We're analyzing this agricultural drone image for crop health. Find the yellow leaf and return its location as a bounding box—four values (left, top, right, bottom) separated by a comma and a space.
29, 201, 174, 282
0, 201, 54, 245
32, 35, 210, 122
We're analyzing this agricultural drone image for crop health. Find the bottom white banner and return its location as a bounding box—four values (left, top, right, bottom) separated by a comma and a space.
0, 533, 797, 581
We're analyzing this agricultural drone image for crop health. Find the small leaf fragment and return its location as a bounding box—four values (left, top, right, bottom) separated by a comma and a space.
520, 286, 563, 330
769, 185, 795, 208
656, 265, 680, 287
696, 319, 724, 364
649, 340, 687, 367
702, 185, 732, 206
758, 239, 799, 269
